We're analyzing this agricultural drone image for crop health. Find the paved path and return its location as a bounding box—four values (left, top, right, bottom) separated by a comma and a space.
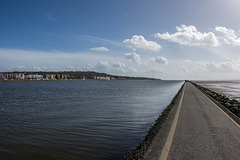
144, 82, 240, 160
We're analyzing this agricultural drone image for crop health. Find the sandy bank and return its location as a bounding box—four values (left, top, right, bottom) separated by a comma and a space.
194, 80, 240, 101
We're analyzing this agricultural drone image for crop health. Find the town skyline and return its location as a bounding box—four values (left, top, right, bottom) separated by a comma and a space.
0, 71, 158, 81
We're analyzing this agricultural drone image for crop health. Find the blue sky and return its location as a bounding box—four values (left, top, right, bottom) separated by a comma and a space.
1, 0, 240, 80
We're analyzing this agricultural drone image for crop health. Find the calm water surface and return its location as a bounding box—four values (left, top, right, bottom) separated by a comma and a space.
0, 80, 183, 160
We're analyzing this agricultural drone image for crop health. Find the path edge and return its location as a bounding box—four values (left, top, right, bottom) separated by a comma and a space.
191, 82, 240, 126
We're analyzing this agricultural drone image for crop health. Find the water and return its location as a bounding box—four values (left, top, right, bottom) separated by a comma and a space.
197, 81, 240, 101
0, 80, 183, 160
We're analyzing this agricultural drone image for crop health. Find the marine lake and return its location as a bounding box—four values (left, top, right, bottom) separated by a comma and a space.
0, 80, 183, 160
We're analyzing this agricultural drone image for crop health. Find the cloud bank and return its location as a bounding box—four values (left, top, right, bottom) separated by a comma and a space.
215, 26, 240, 45
154, 25, 219, 47
89, 47, 109, 51
123, 35, 162, 51
2, 24, 240, 80
150, 56, 168, 64
124, 52, 141, 63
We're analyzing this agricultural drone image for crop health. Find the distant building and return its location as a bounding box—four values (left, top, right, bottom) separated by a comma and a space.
17, 73, 25, 80
44, 74, 51, 80
57, 74, 61, 80
60, 74, 67, 80
67, 74, 76, 79
7, 73, 12, 79
12, 73, 17, 79
1, 73, 7, 80
25, 74, 42, 80
26, 74, 32, 80
51, 74, 55, 80
0, 73, 26, 80
95, 76, 111, 80
32, 75, 43, 80
0, 73, 5, 79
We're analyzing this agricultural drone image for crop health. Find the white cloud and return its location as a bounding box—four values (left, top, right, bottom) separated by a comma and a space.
110, 62, 126, 73
84, 61, 131, 74
0, 48, 122, 72
147, 68, 166, 74
76, 35, 123, 47
16, 66, 26, 69
197, 61, 237, 73
179, 66, 189, 73
150, 56, 168, 64
180, 60, 238, 74
215, 26, 240, 45
123, 35, 162, 51
2, 48, 240, 80
184, 59, 192, 63
33, 66, 42, 71
82, 61, 127, 74
124, 52, 141, 63
154, 25, 220, 47
89, 47, 109, 51
128, 67, 139, 73
96, 61, 110, 70
66, 65, 76, 70
82, 64, 95, 71
112, 62, 126, 68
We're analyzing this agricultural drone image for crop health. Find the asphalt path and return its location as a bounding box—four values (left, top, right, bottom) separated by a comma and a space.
143, 82, 240, 160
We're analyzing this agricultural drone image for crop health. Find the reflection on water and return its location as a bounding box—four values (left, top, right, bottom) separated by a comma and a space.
0, 80, 183, 160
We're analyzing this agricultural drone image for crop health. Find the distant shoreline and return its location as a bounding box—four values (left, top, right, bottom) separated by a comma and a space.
0, 79, 160, 82
0, 71, 160, 81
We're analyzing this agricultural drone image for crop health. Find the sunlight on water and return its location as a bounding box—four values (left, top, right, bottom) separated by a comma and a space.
0, 80, 183, 160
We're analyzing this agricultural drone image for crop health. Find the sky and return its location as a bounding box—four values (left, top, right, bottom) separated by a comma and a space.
1, 0, 240, 80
